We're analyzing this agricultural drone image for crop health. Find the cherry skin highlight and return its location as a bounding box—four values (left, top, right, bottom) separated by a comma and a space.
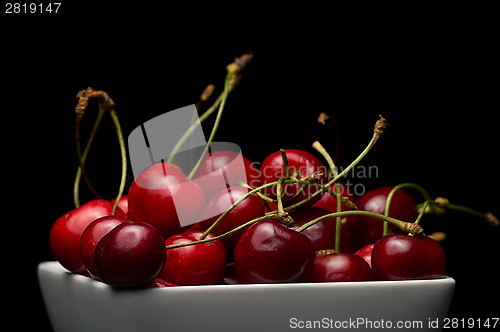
49, 199, 126, 274
79, 215, 128, 279
94, 221, 167, 287
128, 162, 205, 239
259, 149, 326, 206
344, 186, 418, 251
234, 220, 315, 284
371, 234, 446, 281
160, 230, 227, 286
309, 252, 374, 282
199, 186, 265, 260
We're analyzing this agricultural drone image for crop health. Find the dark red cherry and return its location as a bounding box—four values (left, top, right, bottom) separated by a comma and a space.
313, 182, 356, 212
259, 149, 326, 206
128, 162, 205, 238
94, 222, 167, 287
160, 230, 227, 286
193, 150, 261, 200
288, 206, 348, 252
49, 199, 126, 274
110, 195, 129, 216
371, 234, 446, 280
199, 186, 265, 260
234, 220, 315, 283
79, 215, 128, 278
344, 186, 418, 251
354, 243, 375, 268
309, 252, 374, 282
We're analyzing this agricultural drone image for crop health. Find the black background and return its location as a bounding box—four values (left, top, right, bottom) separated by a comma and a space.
3, 4, 499, 330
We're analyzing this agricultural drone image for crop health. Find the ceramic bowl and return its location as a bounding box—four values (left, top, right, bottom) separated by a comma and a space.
38, 261, 454, 332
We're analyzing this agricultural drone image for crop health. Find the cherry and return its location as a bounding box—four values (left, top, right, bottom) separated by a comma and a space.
160, 230, 227, 286
354, 243, 375, 268
94, 221, 167, 287
128, 162, 205, 238
288, 206, 349, 252
193, 150, 261, 200
234, 219, 315, 283
199, 186, 265, 259
309, 252, 374, 282
110, 194, 128, 215
313, 182, 356, 212
259, 149, 326, 206
371, 234, 446, 281
79, 215, 128, 279
344, 186, 418, 251
49, 199, 126, 274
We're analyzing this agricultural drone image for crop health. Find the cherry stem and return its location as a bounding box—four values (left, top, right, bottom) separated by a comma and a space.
169, 209, 425, 252
312, 140, 343, 253
166, 215, 277, 250
109, 109, 127, 216
166, 93, 224, 164
317, 112, 341, 161
74, 108, 105, 207
198, 181, 280, 240
187, 71, 233, 180
295, 210, 425, 236
72, 88, 127, 216
383, 182, 433, 236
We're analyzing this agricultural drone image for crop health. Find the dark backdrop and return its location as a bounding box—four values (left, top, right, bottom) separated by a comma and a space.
3, 5, 498, 330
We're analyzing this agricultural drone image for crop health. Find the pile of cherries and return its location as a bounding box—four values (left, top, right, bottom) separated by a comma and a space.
50, 56, 492, 289
49, 146, 447, 288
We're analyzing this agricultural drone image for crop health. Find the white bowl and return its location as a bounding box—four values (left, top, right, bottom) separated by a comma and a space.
38, 261, 454, 332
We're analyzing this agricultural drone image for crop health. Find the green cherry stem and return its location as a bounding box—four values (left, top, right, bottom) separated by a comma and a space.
312, 140, 343, 253
187, 68, 233, 180
166, 93, 224, 164
169, 209, 426, 251
295, 210, 425, 236
198, 181, 280, 240
74, 107, 105, 207
383, 182, 433, 236
109, 108, 127, 216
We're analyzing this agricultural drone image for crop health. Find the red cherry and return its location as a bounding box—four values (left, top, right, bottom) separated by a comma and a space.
94, 221, 167, 287
128, 162, 205, 238
354, 243, 375, 268
371, 234, 446, 280
79, 215, 128, 279
49, 199, 126, 274
313, 182, 356, 212
309, 252, 374, 282
110, 195, 128, 215
193, 150, 261, 200
234, 220, 315, 283
199, 186, 265, 259
344, 186, 418, 251
160, 230, 227, 286
259, 149, 326, 206
288, 206, 349, 252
